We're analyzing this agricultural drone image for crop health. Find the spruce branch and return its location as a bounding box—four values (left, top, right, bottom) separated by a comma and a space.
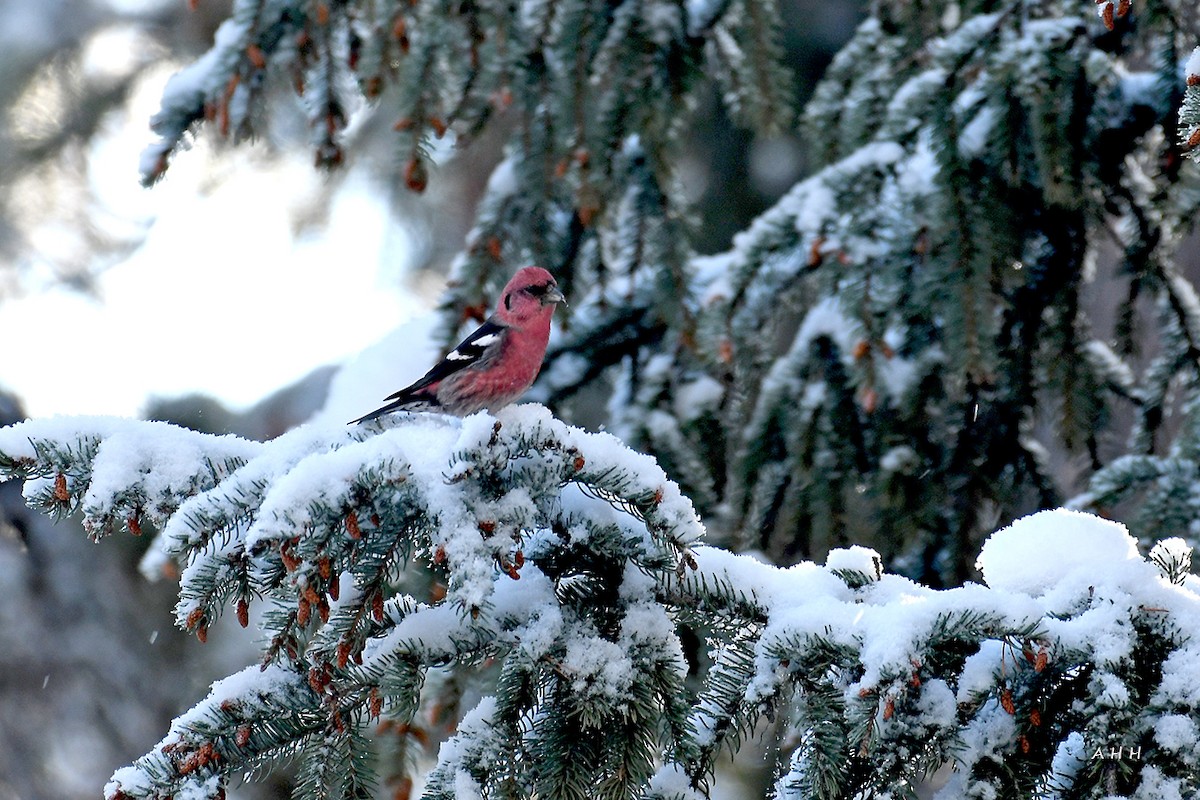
1181, 48, 1200, 160
0, 407, 707, 799
5, 414, 1200, 799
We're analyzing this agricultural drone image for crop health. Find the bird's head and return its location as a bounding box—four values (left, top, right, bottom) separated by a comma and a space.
497, 266, 566, 325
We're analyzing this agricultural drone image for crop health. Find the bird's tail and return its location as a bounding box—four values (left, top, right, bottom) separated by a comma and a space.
349, 394, 439, 425
349, 398, 407, 425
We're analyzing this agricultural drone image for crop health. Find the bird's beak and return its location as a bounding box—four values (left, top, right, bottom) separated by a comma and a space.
543, 287, 567, 307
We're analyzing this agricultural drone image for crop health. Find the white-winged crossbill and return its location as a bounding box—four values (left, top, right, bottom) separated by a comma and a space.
352, 266, 565, 423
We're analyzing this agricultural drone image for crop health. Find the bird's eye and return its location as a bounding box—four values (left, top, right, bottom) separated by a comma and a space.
525, 283, 550, 296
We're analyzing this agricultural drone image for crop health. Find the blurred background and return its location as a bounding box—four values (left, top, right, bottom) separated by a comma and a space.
0, 0, 861, 797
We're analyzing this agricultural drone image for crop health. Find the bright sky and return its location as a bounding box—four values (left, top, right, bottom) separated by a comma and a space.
0, 57, 424, 419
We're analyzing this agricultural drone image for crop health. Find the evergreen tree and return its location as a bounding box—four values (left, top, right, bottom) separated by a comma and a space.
3, 0, 1200, 798
4, 412, 1200, 800
136, 0, 1200, 585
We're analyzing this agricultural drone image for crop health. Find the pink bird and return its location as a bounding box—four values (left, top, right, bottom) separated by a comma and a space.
352, 267, 566, 423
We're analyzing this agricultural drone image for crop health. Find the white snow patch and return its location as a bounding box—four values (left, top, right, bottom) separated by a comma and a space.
915, 678, 956, 729
1154, 714, 1198, 752
648, 763, 707, 800
880, 445, 919, 474
1045, 732, 1087, 799
825, 545, 882, 580
563, 631, 632, 697
673, 374, 724, 423
975, 509, 1140, 595
959, 104, 998, 158
1188, 47, 1200, 80
685, 0, 724, 37
1092, 671, 1131, 707
956, 640, 1004, 703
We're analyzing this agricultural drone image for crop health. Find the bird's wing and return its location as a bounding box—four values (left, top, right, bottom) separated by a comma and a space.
351, 319, 512, 424
382, 319, 508, 400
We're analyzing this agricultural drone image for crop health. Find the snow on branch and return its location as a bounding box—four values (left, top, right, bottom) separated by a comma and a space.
138, 0, 790, 196
0, 405, 704, 799
1183, 48, 1200, 162
675, 0, 1200, 578
4, 410, 1200, 798
0, 416, 260, 540
668, 510, 1200, 798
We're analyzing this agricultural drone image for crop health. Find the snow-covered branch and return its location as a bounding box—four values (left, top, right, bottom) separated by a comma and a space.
3, 405, 1198, 798
671, 510, 1200, 798
0, 406, 705, 799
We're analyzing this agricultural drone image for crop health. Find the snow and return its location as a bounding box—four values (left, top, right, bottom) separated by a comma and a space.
825, 141, 907, 183
1084, 339, 1137, 394
0, 415, 121, 463
106, 663, 305, 799
955, 639, 1004, 703
1155, 643, 1200, 706
1043, 600, 1136, 668
620, 596, 677, 647
945, 700, 1018, 781
139, 13, 249, 177
1045, 732, 1087, 798
673, 374, 724, 423
719, 138, 907, 272
880, 445, 919, 474
887, 68, 947, 131
1133, 766, 1190, 800
453, 770, 485, 800
852, 580, 1029, 691
894, 133, 939, 198
493, 404, 705, 545
752, 296, 922, 416
684, 0, 726, 37
1092, 670, 1131, 707
83, 421, 261, 520
825, 545, 882, 579
152, 398, 701, 627
174, 662, 301, 732
244, 418, 459, 551
958, 104, 997, 158
975, 509, 1140, 595
425, 695, 502, 798
793, 296, 857, 360
914, 678, 956, 727
1151, 536, 1192, 564
1154, 714, 1198, 752
485, 156, 518, 197
930, 12, 1003, 58
491, 567, 563, 658
1188, 47, 1200, 80
146, 422, 361, 576
38, 392, 703, 650
692, 252, 735, 306
690, 545, 846, 612
562, 631, 632, 696
362, 601, 467, 664
11, 409, 1200, 800
647, 763, 707, 800
643, 1, 682, 46
0, 415, 262, 543
682, 506, 1200, 788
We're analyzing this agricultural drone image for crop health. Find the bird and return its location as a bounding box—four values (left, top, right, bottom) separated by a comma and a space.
351, 266, 566, 423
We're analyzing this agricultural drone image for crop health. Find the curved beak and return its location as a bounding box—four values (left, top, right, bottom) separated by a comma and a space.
543, 286, 567, 307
